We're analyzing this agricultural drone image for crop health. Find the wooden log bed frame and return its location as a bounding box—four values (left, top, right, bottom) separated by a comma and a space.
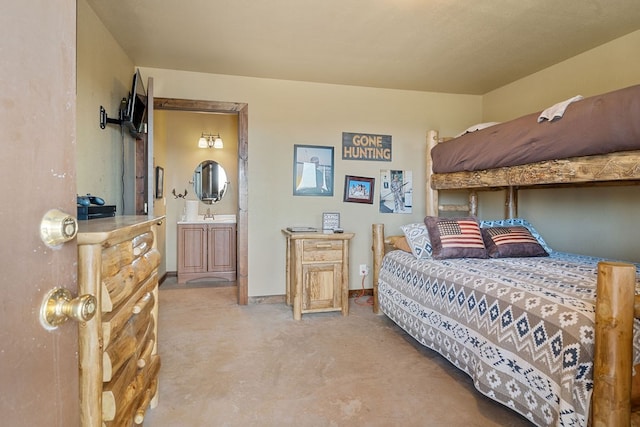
372, 129, 640, 426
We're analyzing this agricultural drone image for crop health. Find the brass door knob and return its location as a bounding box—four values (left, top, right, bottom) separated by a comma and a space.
40, 287, 97, 330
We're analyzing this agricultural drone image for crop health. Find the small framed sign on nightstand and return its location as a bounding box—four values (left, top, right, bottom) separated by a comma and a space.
322, 212, 340, 231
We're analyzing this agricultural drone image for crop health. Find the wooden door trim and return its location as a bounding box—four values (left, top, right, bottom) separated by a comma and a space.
154, 97, 249, 305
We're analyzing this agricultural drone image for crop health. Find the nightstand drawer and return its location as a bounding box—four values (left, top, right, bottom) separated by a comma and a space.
302, 239, 343, 262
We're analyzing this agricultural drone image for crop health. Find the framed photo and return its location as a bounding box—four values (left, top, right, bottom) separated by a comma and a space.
322, 212, 340, 230
155, 166, 164, 199
293, 144, 334, 196
343, 175, 375, 204
379, 169, 412, 214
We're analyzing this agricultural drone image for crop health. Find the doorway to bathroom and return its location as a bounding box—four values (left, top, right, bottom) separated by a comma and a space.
154, 97, 248, 304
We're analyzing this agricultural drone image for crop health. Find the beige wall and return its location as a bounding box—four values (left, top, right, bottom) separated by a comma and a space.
483, 30, 640, 121
77, 0, 137, 214
141, 68, 482, 296
479, 30, 640, 262
77, 1, 168, 277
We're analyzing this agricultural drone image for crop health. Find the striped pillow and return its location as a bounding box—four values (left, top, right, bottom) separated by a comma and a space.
481, 226, 548, 258
479, 218, 552, 253
424, 216, 487, 260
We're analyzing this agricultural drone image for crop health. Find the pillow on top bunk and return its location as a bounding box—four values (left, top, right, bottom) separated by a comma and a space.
481, 226, 549, 258
479, 218, 552, 253
424, 216, 487, 259
400, 223, 432, 259
454, 121, 500, 138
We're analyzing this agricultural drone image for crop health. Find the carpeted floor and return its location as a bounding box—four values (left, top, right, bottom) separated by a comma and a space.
144, 279, 533, 426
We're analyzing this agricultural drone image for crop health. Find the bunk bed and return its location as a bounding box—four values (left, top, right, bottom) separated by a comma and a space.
371, 84, 640, 426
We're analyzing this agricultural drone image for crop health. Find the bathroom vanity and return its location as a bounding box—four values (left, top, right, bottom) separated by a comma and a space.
177, 214, 237, 283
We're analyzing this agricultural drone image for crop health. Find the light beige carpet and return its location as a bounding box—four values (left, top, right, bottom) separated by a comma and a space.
144, 283, 533, 426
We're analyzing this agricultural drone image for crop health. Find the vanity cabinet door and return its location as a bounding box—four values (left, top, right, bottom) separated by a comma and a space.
207, 224, 237, 273
177, 225, 208, 275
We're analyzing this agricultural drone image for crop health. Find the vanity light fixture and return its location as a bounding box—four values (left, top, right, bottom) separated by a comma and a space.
198, 132, 224, 149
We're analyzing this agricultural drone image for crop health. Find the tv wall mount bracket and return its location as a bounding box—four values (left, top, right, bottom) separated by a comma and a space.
99, 98, 127, 129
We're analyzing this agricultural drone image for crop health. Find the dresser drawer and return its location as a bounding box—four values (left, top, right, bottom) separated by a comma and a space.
302, 239, 343, 262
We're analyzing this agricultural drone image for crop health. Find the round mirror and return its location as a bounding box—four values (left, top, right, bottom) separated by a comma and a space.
193, 160, 228, 204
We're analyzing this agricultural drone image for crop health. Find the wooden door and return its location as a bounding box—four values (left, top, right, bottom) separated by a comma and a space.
0, 1, 80, 426
178, 225, 208, 273
302, 263, 342, 311
208, 225, 237, 272
135, 77, 154, 216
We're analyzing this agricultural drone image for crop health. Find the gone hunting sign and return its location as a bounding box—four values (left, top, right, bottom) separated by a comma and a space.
342, 132, 392, 161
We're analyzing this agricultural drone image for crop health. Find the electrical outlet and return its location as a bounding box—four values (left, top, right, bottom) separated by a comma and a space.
359, 264, 369, 276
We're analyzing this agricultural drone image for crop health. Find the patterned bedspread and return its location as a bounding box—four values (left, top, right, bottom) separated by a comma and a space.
378, 250, 640, 426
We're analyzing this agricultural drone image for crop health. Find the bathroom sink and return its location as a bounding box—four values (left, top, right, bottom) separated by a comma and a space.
179, 214, 237, 224
204, 214, 236, 223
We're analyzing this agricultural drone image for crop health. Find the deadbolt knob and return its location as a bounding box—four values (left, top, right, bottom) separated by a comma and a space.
40, 209, 78, 247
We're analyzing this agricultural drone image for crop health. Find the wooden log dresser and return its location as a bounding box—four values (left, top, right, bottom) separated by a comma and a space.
77, 216, 164, 426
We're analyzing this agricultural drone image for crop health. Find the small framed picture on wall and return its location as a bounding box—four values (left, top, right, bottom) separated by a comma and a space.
155, 166, 164, 199
343, 175, 375, 204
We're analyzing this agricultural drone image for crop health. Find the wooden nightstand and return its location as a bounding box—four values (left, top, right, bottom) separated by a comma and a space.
282, 230, 355, 320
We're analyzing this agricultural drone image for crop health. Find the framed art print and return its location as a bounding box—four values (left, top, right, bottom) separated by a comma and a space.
155, 166, 164, 199
379, 169, 412, 213
293, 145, 334, 196
343, 175, 375, 204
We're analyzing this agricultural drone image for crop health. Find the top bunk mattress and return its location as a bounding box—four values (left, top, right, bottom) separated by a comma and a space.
431, 84, 640, 174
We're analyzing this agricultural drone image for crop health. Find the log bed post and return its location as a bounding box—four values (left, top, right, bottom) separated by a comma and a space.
426, 130, 439, 217
592, 261, 636, 427
505, 186, 518, 219
372, 223, 385, 314
468, 190, 478, 216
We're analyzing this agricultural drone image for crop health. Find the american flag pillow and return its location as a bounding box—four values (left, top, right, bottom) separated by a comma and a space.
481, 226, 549, 258
424, 216, 487, 260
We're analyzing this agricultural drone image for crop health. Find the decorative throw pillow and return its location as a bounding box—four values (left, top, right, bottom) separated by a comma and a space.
388, 235, 412, 253
479, 218, 552, 253
400, 223, 432, 259
424, 216, 487, 260
481, 226, 549, 258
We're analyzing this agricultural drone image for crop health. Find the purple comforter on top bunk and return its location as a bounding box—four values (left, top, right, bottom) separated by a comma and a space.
431, 84, 640, 174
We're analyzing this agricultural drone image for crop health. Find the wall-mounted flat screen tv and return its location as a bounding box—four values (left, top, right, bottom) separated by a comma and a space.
123, 69, 147, 136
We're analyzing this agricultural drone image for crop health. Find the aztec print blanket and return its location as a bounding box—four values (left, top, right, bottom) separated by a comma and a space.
378, 250, 640, 426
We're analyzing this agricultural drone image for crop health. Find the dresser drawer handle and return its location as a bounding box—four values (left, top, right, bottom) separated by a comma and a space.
315, 243, 333, 249
133, 292, 153, 314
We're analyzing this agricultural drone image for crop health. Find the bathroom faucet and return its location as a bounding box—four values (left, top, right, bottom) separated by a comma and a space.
204, 208, 215, 220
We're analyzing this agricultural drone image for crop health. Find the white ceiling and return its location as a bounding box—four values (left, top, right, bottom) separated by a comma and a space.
86, 0, 640, 95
